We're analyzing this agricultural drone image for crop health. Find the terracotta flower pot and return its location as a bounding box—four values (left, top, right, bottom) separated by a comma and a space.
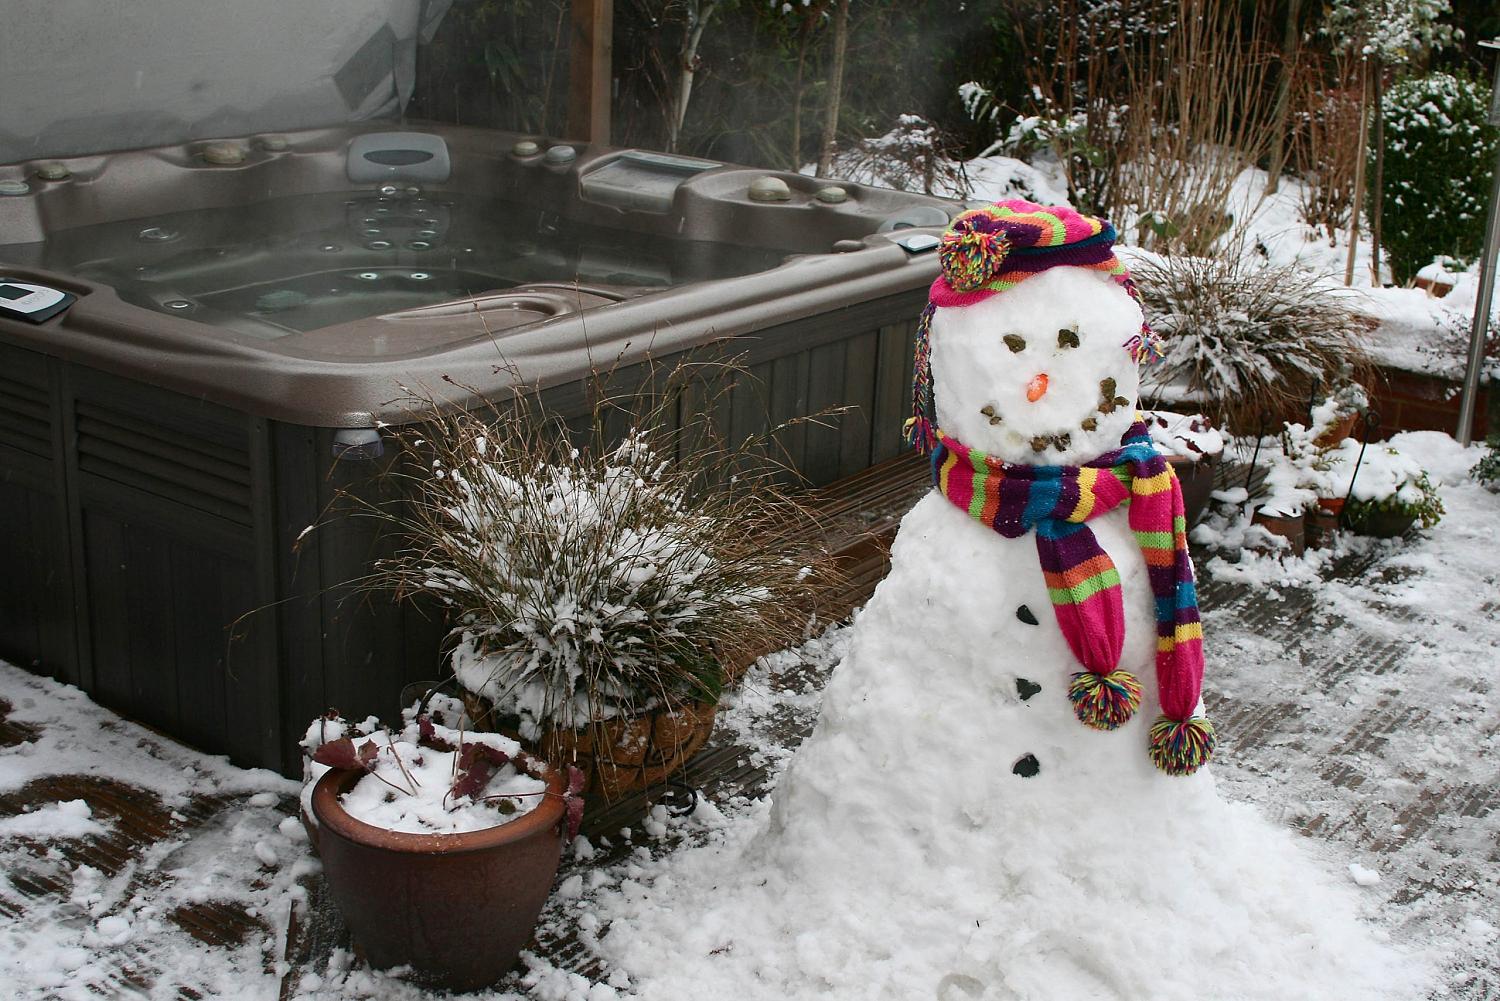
1304, 507, 1340, 549
1314, 413, 1360, 448
310, 764, 567, 991
1252, 509, 1306, 556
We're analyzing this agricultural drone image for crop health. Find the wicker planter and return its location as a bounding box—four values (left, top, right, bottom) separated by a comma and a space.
463, 693, 716, 799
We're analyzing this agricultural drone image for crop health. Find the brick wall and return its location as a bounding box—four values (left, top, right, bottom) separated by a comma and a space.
1368, 367, 1491, 440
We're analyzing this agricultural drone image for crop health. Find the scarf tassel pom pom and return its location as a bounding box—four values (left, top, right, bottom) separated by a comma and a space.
1147, 715, 1216, 776
1068, 669, 1143, 730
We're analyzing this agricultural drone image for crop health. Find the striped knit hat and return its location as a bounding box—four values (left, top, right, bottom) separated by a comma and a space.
904, 200, 1162, 453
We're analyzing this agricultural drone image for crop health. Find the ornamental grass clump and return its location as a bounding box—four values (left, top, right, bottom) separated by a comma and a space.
1133, 253, 1372, 432
370, 373, 831, 744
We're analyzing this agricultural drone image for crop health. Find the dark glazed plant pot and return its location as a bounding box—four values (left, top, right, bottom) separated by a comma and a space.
310, 764, 567, 991
1168, 453, 1218, 527
1341, 505, 1416, 538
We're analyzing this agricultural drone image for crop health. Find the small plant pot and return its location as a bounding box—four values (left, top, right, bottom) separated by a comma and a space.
1313, 413, 1360, 448
1414, 275, 1454, 298
1341, 505, 1416, 538
1304, 506, 1340, 549
1168, 453, 1218, 527
310, 764, 566, 991
464, 693, 717, 800
1251, 509, 1305, 556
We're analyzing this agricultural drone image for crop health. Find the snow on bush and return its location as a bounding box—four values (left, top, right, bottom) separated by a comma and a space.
1379, 71, 1497, 284
1471, 435, 1500, 491
1133, 252, 1372, 431
366, 376, 828, 741
820, 114, 972, 197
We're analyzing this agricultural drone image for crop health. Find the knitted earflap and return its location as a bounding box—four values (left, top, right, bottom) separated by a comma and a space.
902, 303, 938, 453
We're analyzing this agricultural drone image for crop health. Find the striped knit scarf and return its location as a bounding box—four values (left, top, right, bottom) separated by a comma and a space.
931, 421, 1215, 776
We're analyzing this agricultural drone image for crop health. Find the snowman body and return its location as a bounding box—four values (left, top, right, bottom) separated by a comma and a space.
765, 266, 1184, 851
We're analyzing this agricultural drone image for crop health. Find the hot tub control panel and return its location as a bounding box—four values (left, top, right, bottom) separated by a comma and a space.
0, 280, 75, 323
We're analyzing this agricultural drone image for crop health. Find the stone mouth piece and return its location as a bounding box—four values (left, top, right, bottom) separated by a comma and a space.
982, 383, 1129, 455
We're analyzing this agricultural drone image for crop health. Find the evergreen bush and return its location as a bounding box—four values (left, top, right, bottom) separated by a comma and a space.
1378, 71, 1498, 284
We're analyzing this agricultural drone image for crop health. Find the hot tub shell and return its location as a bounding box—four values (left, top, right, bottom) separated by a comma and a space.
0, 124, 946, 773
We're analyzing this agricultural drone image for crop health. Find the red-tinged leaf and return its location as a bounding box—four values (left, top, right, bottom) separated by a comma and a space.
565, 791, 586, 841
358, 740, 379, 767
450, 741, 510, 802
312, 737, 363, 770
416, 714, 456, 752
1186, 440, 1204, 454
564, 764, 587, 840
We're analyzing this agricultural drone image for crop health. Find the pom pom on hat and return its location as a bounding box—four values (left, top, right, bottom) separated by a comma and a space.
939, 221, 1012, 292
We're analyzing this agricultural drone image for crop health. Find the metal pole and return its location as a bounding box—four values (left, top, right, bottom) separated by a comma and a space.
1457, 39, 1500, 446
1345, 56, 1372, 288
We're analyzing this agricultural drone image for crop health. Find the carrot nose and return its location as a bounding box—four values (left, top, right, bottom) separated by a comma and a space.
1026, 373, 1049, 402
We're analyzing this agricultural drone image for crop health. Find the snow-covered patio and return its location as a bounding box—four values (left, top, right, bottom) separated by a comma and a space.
2, 437, 1497, 1001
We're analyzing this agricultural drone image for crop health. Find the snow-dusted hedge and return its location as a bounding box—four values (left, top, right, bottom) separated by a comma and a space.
366, 376, 829, 741
1133, 253, 1371, 431
1379, 71, 1497, 284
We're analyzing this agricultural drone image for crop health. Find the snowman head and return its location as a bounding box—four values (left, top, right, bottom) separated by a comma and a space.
905, 201, 1162, 465
931, 269, 1144, 464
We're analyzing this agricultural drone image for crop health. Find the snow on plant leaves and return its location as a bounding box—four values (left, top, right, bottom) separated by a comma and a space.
311, 737, 376, 772
416, 713, 456, 752
450, 741, 511, 801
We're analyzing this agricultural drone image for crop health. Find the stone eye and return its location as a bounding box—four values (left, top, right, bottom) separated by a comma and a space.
1100, 377, 1117, 398
1057, 328, 1080, 349
1003, 334, 1026, 353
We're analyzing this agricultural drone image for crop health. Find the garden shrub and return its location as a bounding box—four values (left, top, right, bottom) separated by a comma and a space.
1378, 71, 1498, 284
1133, 253, 1372, 432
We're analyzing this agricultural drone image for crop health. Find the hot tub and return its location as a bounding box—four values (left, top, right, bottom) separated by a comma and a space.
0, 124, 950, 772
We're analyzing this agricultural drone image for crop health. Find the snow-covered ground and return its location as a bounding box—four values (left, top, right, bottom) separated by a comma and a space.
1, 432, 1496, 1000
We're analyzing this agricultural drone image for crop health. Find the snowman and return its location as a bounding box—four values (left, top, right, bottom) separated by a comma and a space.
893, 198, 1213, 779
594, 202, 1425, 1001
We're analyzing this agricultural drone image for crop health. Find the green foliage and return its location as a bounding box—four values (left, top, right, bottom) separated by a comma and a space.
1345, 472, 1445, 529
1472, 435, 1500, 490
1323, 0, 1459, 63
1377, 71, 1498, 284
